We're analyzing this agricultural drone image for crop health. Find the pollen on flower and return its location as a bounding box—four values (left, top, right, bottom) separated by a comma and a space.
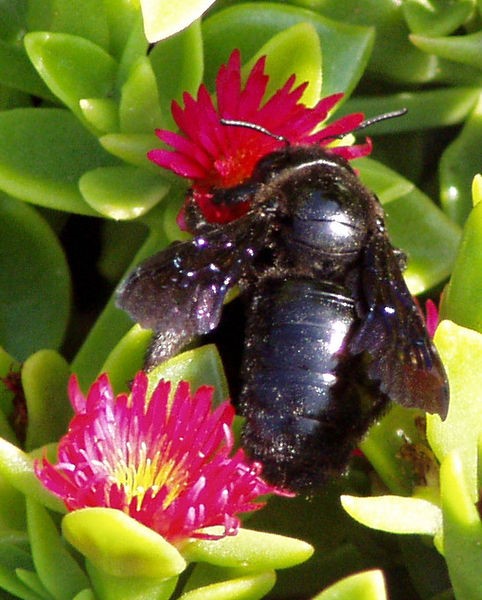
35, 372, 288, 544
148, 49, 371, 229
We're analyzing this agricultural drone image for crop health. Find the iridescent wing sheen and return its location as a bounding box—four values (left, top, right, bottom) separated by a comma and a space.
349, 232, 449, 418
117, 216, 266, 364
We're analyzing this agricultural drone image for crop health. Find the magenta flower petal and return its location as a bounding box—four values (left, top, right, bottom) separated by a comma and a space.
148, 50, 372, 227
35, 372, 288, 545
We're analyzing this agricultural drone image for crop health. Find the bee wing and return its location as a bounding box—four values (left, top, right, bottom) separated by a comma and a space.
349, 233, 449, 418
117, 216, 265, 364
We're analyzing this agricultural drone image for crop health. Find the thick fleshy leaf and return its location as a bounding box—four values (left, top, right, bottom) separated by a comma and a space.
0, 438, 64, 512
100, 325, 153, 394
305, 0, 442, 84
402, 0, 475, 36
24, 32, 117, 124
0, 40, 55, 100
179, 571, 276, 600
0, 567, 41, 600
0, 108, 117, 214
182, 526, 313, 570
360, 405, 426, 495
356, 158, 461, 294
312, 570, 387, 600
119, 57, 163, 134
79, 98, 119, 134
0, 1, 27, 41
0, 471, 25, 533
21, 350, 71, 451
427, 321, 482, 500
441, 196, 482, 331
44, 0, 110, 50
0, 194, 70, 360
26, 499, 89, 600
202, 4, 374, 98
0, 347, 21, 440
79, 166, 170, 219
410, 31, 482, 71
148, 22, 204, 131
87, 560, 177, 600
440, 93, 482, 225
243, 23, 322, 107
440, 451, 482, 599
73, 590, 96, 600
340, 87, 480, 134
100, 132, 161, 169
72, 210, 169, 387
102, 0, 143, 61
340, 495, 442, 536
15, 569, 51, 599
63, 508, 186, 578
147, 345, 230, 406
140, 0, 215, 42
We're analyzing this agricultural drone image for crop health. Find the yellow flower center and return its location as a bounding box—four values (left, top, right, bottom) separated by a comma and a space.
111, 440, 189, 511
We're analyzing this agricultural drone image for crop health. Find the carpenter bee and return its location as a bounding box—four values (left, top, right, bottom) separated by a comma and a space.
117, 129, 449, 492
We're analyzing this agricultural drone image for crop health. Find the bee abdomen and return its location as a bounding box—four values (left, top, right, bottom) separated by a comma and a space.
240, 279, 388, 490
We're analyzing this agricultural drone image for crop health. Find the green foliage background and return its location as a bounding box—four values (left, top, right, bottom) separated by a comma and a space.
0, 1, 481, 598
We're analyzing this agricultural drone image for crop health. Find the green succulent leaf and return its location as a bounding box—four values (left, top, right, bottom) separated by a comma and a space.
440, 93, 482, 225
119, 56, 163, 134
402, 0, 476, 37
202, 3, 374, 99
102, 0, 143, 61
0, 438, 64, 512
148, 21, 204, 131
0, 194, 71, 360
0, 471, 26, 532
15, 568, 51, 600
79, 97, 119, 134
410, 31, 482, 71
147, 345, 230, 406
79, 166, 170, 219
24, 32, 117, 125
22, 350, 71, 452
0, 40, 55, 100
100, 325, 153, 394
140, 0, 216, 43
63, 508, 186, 579
87, 560, 177, 600
340, 87, 480, 134
441, 191, 482, 330
72, 209, 169, 387
300, 0, 443, 84
243, 23, 322, 107
0, 108, 117, 214
356, 158, 461, 294
179, 571, 276, 600
27, 499, 89, 600
440, 451, 482, 599
340, 494, 442, 536
427, 321, 482, 500
360, 405, 426, 495
312, 569, 387, 600
182, 526, 313, 570
100, 132, 160, 170
44, 0, 110, 50
73, 589, 96, 600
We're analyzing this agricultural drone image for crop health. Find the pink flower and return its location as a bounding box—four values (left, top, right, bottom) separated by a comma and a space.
35, 372, 287, 545
148, 49, 372, 227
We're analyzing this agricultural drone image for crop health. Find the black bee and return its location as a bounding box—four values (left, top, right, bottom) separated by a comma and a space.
117, 135, 449, 492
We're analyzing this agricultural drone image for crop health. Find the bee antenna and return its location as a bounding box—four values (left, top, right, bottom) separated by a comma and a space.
354, 108, 408, 133
220, 118, 289, 145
